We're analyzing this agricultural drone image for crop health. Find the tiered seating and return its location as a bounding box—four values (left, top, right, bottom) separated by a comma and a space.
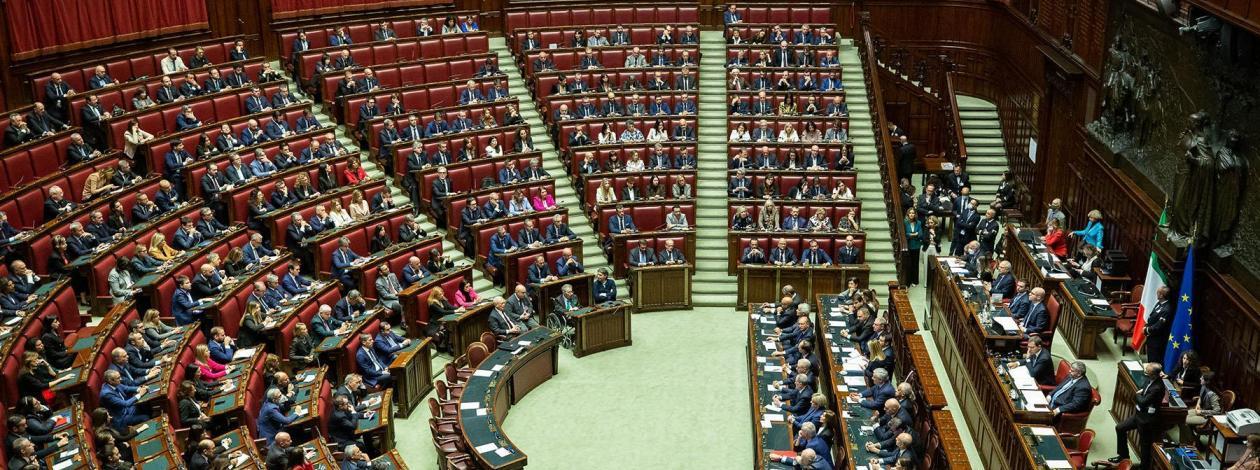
364, 98, 516, 152
279, 12, 482, 79
503, 5, 700, 32
720, 5, 832, 28
341, 77, 506, 127
106, 82, 289, 150
66, 59, 274, 126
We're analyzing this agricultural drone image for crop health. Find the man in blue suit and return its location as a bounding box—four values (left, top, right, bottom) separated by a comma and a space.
459, 80, 484, 105
527, 255, 556, 285
545, 215, 576, 243
487, 227, 516, 270
857, 368, 896, 410
1049, 361, 1093, 417
172, 218, 203, 250
607, 206, 637, 235
257, 388, 302, 443
1021, 287, 1049, 337
334, 290, 368, 321
770, 239, 797, 266
780, 208, 808, 231
171, 276, 202, 326
100, 370, 149, 430
593, 269, 617, 303
356, 335, 394, 387
331, 237, 361, 290
1009, 336, 1055, 386
109, 347, 155, 387
208, 326, 236, 363
775, 374, 815, 416
243, 233, 275, 265
555, 248, 584, 276
401, 256, 429, 287
722, 4, 742, 25
374, 321, 410, 360
282, 262, 313, 295
1008, 281, 1031, 319
799, 239, 832, 266
628, 240, 657, 267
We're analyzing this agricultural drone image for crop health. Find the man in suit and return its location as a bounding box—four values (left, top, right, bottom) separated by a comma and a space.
257, 388, 303, 443
527, 255, 557, 285
401, 256, 429, 287
171, 218, 202, 251
334, 290, 368, 321
488, 297, 522, 337
1010, 336, 1055, 386
281, 262, 312, 296
172, 276, 202, 326
728, 170, 753, 198
373, 321, 410, 359
1142, 286, 1174, 364
1021, 287, 1049, 337
836, 236, 861, 264
545, 214, 576, 243
799, 239, 831, 266
328, 398, 364, 449
895, 134, 919, 179
331, 237, 362, 290
505, 285, 541, 329
355, 335, 394, 387
976, 208, 1001, 255
1008, 280, 1032, 319
517, 219, 543, 248
658, 239, 685, 265
310, 305, 348, 341
990, 261, 1016, 299
99, 370, 150, 430
375, 264, 403, 316
131, 244, 164, 275
628, 240, 656, 267
951, 197, 981, 256
741, 240, 767, 264
153, 180, 182, 213
207, 327, 235, 364
771, 239, 797, 266
265, 433, 292, 470
552, 284, 582, 316
555, 248, 584, 276
1110, 363, 1166, 466
242, 233, 275, 265
109, 347, 156, 387
781, 208, 807, 232
43, 186, 76, 220
192, 264, 223, 299
1048, 361, 1093, 418
856, 369, 897, 410
593, 269, 617, 303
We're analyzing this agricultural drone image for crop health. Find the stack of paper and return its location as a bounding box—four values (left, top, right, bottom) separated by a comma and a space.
764, 365, 782, 373
1030, 427, 1057, 436
993, 317, 1020, 333
1008, 366, 1039, 390
472, 369, 493, 377
844, 376, 867, 387
1021, 390, 1050, 410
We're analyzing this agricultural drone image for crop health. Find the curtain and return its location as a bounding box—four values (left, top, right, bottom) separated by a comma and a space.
7, 0, 209, 59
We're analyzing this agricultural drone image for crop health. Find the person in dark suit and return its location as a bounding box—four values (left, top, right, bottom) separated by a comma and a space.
836, 237, 861, 264
488, 297, 522, 337
951, 198, 981, 256
990, 261, 1016, 299
895, 135, 916, 179
1142, 286, 1174, 364
1010, 336, 1055, 386
264, 434, 292, 470
330, 237, 362, 290
355, 335, 393, 388
526, 255, 555, 284
1111, 362, 1166, 466
770, 239, 797, 266
1021, 287, 1049, 337
1049, 361, 1093, 417
328, 396, 364, 449
505, 285, 541, 329
593, 269, 617, 303
628, 240, 656, 267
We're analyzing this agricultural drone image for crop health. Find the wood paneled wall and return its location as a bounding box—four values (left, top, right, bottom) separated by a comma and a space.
861, 0, 1260, 409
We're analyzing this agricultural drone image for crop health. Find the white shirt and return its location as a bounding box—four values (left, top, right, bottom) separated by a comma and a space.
730, 129, 751, 142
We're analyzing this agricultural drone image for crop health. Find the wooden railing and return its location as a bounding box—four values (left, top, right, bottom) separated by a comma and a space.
855, 13, 908, 285
945, 71, 969, 164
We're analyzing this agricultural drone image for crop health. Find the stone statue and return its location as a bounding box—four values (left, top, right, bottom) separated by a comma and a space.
1169, 112, 1216, 241
1209, 130, 1247, 249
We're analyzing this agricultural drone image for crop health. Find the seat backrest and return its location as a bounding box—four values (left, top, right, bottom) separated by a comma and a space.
467, 342, 489, 368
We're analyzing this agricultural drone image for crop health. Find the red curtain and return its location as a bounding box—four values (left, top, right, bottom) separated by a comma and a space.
6, 0, 209, 59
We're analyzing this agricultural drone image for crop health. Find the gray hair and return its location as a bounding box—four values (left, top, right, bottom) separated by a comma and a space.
872, 368, 889, 382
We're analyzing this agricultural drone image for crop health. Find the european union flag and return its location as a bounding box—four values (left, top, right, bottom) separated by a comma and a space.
1163, 245, 1196, 371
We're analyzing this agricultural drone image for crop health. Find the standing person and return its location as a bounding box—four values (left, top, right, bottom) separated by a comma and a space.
903, 209, 923, 286
1110, 362, 1166, 468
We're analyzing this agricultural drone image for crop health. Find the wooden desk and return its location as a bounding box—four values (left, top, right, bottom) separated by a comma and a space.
1150, 443, 1215, 470
1207, 414, 1247, 466
388, 338, 432, 418
212, 426, 266, 470
288, 367, 327, 432
399, 266, 472, 337
534, 272, 593, 316
1003, 224, 1068, 294
42, 402, 93, 470
441, 303, 494, 356
746, 305, 795, 470
568, 301, 632, 358
1110, 360, 1188, 452
501, 239, 583, 290
356, 390, 395, 451
314, 308, 382, 376
1014, 425, 1072, 469
297, 438, 337, 468
737, 264, 868, 308
456, 328, 561, 469
609, 230, 697, 278
926, 257, 1059, 470
371, 450, 411, 470
1055, 278, 1117, 359
630, 264, 692, 312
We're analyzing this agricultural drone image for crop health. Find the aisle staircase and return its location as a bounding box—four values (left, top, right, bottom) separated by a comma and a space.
836, 42, 899, 295
281, 62, 501, 299
955, 96, 1009, 205
694, 31, 738, 308
491, 39, 630, 300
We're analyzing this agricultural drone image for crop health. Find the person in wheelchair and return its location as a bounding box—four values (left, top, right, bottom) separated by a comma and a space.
547, 284, 584, 347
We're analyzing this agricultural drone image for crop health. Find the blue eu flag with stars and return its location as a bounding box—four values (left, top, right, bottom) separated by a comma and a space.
1163, 245, 1196, 371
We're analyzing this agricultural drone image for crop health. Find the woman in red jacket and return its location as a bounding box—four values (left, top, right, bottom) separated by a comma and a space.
343, 157, 369, 184
1043, 218, 1069, 258
192, 344, 228, 382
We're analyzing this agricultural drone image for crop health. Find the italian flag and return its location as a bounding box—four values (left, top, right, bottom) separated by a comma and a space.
1130, 210, 1169, 350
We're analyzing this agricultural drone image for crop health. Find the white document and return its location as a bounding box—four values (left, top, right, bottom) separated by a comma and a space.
491, 364, 504, 372
760, 420, 771, 429
844, 376, 867, 387
762, 341, 777, 351
1089, 299, 1109, 307
756, 356, 767, 363
233, 348, 256, 360
1009, 366, 1039, 391
460, 402, 480, 410
1030, 426, 1057, 436
476, 409, 487, 416
472, 370, 493, 377
764, 365, 782, 373
52, 460, 74, 470
765, 404, 782, 412
1123, 361, 1143, 371
474, 443, 499, 453
763, 413, 784, 422
993, 317, 1020, 333
517, 341, 532, 346
1021, 390, 1050, 409
1045, 460, 1073, 469
494, 447, 512, 457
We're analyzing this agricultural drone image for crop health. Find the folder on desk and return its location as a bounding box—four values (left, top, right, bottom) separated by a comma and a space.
993, 317, 1020, 333
844, 376, 867, 387
1008, 366, 1039, 390
1021, 390, 1050, 409
233, 348, 256, 360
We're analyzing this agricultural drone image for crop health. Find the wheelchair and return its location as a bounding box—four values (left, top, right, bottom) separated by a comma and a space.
545, 309, 578, 349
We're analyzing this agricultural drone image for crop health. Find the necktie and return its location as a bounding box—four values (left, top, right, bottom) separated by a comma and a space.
367, 349, 382, 370
1050, 378, 1074, 406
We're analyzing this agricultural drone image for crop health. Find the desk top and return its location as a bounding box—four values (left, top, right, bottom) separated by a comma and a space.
936, 257, 1023, 340
371, 450, 410, 470
815, 297, 884, 468
1016, 425, 1072, 469
1119, 360, 1188, 409
747, 305, 795, 469
457, 328, 561, 468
